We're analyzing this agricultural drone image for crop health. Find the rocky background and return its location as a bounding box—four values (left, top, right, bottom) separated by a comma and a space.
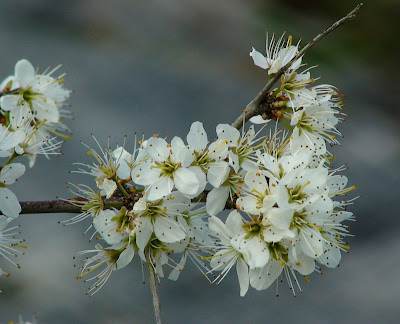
1, 1, 399, 323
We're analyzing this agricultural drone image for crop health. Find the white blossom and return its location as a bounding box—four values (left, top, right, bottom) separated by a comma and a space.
207, 212, 250, 296
250, 33, 301, 75
132, 136, 199, 200
186, 121, 230, 195
76, 243, 134, 296
0, 59, 70, 127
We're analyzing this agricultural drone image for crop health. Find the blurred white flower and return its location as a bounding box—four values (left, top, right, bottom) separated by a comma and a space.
0, 59, 70, 126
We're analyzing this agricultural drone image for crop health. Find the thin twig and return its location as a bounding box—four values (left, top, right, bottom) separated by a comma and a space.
12, 190, 237, 216
146, 250, 162, 324
231, 3, 363, 129
19, 200, 82, 214
11, 198, 125, 215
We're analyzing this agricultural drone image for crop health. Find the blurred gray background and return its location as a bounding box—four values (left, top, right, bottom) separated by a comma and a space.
1, 0, 399, 323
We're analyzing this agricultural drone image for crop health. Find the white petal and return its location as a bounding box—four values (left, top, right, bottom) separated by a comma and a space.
267, 207, 294, 230
163, 191, 191, 215
257, 153, 277, 177
207, 139, 228, 161
132, 160, 160, 186
249, 260, 283, 291
289, 252, 315, 275
207, 161, 229, 188
300, 228, 324, 258
225, 210, 244, 238
262, 225, 295, 243
116, 244, 135, 269
32, 98, 59, 123
228, 151, 240, 173
171, 136, 192, 167
0, 188, 21, 218
184, 166, 206, 198
249, 115, 270, 124
317, 237, 342, 268
132, 197, 147, 214
0, 163, 25, 184
146, 137, 170, 162
208, 216, 230, 243
136, 217, 153, 252
187, 121, 208, 152
15, 59, 35, 88
244, 171, 268, 193
165, 237, 190, 254
169, 253, 188, 281
99, 178, 117, 199
206, 186, 230, 216
174, 167, 199, 197
0, 216, 8, 230
0, 75, 15, 91
249, 48, 269, 69
240, 158, 257, 172
327, 174, 348, 194
245, 236, 270, 269
268, 59, 282, 74
154, 216, 186, 243
236, 196, 260, 215
0, 95, 21, 111
216, 124, 239, 146
236, 258, 250, 297
9, 103, 32, 129
147, 176, 174, 201
113, 147, 133, 180
93, 209, 126, 245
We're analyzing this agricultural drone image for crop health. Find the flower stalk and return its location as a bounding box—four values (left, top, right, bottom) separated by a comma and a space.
146, 249, 162, 324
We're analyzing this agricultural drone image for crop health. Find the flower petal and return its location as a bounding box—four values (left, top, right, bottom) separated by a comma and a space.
236, 258, 250, 297
147, 176, 174, 201
116, 244, 135, 269
0, 163, 25, 185
154, 216, 186, 243
15, 59, 35, 88
249, 260, 283, 291
249, 48, 269, 69
187, 121, 208, 152
174, 167, 199, 197
267, 207, 294, 230
225, 210, 244, 238
206, 186, 230, 216
0, 188, 21, 218
207, 161, 229, 188
136, 217, 153, 252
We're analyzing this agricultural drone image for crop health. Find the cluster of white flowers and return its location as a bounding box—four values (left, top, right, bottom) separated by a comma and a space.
70, 33, 355, 296
68, 33, 355, 297
0, 59, 70, 289
0, 59, 71, 166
